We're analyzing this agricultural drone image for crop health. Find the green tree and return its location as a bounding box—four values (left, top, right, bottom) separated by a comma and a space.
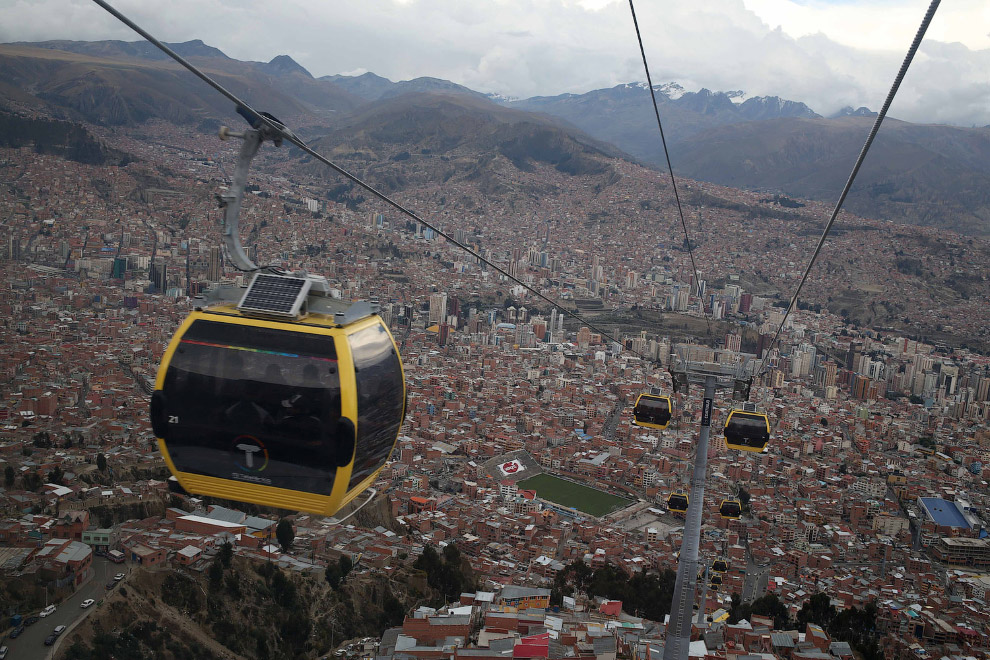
4, 465, 14, 488
339, 554, 353, 578
218, 540, 233, 569
325, 564, 341, 589
48, 465, 65, 485
97, 453, 107, 472
737, 487, 751, 509
275, 518, 294, 553
797, 593, 836, 630
208, 559, 224, 593
751, 593, 791, 629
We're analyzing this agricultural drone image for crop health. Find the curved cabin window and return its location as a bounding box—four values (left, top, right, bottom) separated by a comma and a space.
348, 323, 404, 489
162, 320, 341, 495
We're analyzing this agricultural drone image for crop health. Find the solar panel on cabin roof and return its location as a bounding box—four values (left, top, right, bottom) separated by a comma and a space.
238, 273, 311, 318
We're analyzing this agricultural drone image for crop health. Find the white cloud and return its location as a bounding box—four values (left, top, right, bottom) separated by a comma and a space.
0, 0, 986, 126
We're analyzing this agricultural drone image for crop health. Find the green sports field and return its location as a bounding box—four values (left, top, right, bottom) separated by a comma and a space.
517, 473, 633, 517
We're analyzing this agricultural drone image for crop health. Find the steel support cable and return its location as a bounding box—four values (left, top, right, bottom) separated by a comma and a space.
90, 0, 650, 359
627, 0, 713, 343
757, 0, 941, 380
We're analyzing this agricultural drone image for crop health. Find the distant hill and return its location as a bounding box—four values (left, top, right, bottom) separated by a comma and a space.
505, 82, 990, 236
16, 38, 231, 61
3, 40, 987, 235
669, 117, 990, 237
506, 83, 820, 164
0, 111, 133, 166
305, 92, 626, 196
0, 41, 362, 128
323, 72, 488, 102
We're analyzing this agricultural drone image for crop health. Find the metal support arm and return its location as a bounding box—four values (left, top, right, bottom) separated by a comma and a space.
220, 128, 263, 272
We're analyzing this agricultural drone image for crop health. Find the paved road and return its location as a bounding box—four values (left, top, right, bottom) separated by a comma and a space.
4, 556, 126, 658
741, 563, 770, 603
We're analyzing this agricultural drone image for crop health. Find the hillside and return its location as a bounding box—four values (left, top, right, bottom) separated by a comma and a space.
508, 83, 990, 236
304, 92, 626, 196
56, 554, 423, 660
669, 117, 990, 237
509, 84, 819, 164
0, 42, 361, 129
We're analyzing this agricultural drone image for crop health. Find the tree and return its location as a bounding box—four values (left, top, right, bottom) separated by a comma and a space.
208, 559, 224, 593
218, 541, 233, 569
97, 453, 107, 472
275, 518, 294, 553
797, 593, 836, 630
325, 564, 341, 589
339, 554, 353, 578
751, 593, 791, 630
4, 465, 14, 488
48, 465, 65, 485
737, 487, 751, 509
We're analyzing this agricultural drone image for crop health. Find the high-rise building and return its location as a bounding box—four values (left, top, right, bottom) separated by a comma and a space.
111, 257, 127, 280
6, 235, 21, 260
150, 262, 168, 293
429, 293, 447, 324
725, 333, 741, 353
207, 247, 223, 282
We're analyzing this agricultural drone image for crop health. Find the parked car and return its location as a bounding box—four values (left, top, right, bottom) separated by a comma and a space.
44, 634, 57, 646
0, 644, 8, 659
24, 616, 39, 626
40, 605, 56, 617
81, 598, 95, 608
54, 625, 66, 636
8, 626, 23, 639
114, 573, 125, 581
106, 580, 116, 590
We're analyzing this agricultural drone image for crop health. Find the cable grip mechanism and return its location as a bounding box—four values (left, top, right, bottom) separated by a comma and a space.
216, 108, 291, 272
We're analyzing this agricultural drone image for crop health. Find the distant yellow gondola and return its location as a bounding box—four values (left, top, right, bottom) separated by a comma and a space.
668, 491, 689, 514
711, 558, 729, 573
719, 498, 742, 520
633, 393, 673, 430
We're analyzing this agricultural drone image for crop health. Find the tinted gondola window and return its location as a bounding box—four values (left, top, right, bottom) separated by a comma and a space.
162, 320, 341, 495
348, 323, 404, 489
726, 413, 770, 448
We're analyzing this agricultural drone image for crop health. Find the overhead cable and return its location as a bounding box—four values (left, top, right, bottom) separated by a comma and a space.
627, 0, 713, 343
757, 0, 941, 379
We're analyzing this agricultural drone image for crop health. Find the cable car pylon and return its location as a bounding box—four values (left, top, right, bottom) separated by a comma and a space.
662, 350, 758, 660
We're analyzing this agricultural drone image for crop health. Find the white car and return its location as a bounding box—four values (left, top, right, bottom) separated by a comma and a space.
114, 573, 125, 581
81, 599, 95, 608
54, 625, 66, 636
40, 605, 56, 617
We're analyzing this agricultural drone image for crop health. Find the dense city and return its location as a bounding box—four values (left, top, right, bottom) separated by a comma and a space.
0, 106, 989, 660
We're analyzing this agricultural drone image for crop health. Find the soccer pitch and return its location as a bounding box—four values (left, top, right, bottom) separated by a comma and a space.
517, 473, 633, 517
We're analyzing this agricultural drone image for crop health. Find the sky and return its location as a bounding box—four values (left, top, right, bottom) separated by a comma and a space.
1, 0, 987, 126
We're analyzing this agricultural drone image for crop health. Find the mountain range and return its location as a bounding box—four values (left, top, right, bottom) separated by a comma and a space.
1, 39, 988, 235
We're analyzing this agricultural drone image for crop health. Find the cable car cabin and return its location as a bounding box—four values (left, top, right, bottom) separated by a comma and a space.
719, 498, 742, 520
632, 393, 672, 430
709, 573, 723, 586
151, 283, 405, 517
711, 559, 729, 573
724, 410, 771, 452
667, 491, 689, 514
